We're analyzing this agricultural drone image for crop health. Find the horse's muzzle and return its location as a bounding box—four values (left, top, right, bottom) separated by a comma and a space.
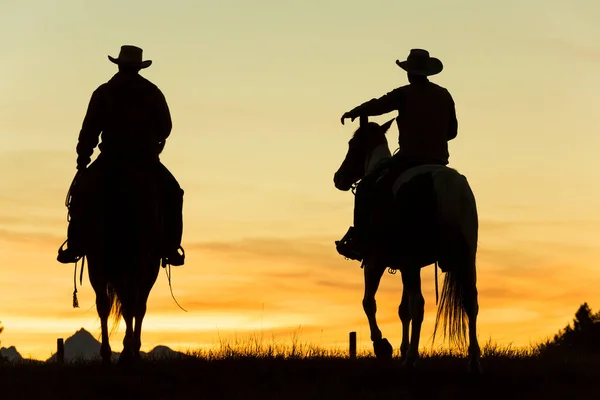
334, 171, 353, 191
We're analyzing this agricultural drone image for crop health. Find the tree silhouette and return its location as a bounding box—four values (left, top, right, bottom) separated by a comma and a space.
542, 303, 600, 353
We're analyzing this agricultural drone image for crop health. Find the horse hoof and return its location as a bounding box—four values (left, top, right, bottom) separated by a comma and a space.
373, 338, 393, 360
400, 358, 417, 370
468, 360, 483, 377
118, 350, 136, 366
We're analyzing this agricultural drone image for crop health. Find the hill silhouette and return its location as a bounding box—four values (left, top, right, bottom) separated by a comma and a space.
45, 328, 188, 363
0, 346, 23, 362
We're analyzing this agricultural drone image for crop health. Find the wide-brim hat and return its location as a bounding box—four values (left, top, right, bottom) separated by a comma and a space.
108, 45, 152, 69
396, 49, 443, 76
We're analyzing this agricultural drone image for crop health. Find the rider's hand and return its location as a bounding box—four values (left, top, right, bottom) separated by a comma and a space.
340, 111, 356, 125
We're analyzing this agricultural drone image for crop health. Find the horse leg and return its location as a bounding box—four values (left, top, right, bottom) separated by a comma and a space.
89, 262, 112, 366
133, 286, 153, 360
363, 263, 392, 359
133, 310, 144, 360
118, 296, 136, 365
462, 263, 482, 374
398, 285, 411, 362
401, 267, 424, 369
95, 288, 112, 366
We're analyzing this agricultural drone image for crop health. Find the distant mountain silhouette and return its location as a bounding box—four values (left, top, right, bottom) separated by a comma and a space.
46, 328, 118, 362
46, 328, 189, 363
146, 345, 188, 360
0, 346, 23, 362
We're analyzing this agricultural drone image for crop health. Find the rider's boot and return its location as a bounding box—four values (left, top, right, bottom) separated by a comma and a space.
335, 180, 371, 261
57, 219, 85, 264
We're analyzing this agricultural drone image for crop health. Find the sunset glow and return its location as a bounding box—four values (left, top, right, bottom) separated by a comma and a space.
1, 1, 600, 360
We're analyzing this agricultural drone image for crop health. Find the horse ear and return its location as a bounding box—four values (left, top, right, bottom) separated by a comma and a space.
380, 118, 395, 134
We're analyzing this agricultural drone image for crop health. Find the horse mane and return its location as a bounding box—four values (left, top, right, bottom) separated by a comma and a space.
352, 122, 389, 143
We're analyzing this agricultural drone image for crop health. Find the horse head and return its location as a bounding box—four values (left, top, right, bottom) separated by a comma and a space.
333, 119, 394, 191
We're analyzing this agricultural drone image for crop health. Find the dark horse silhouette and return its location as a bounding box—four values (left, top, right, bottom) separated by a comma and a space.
333, 119, 482, 373
72, 157, 163, 365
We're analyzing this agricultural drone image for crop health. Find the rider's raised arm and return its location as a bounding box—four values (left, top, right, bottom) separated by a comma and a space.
349, 88, 402, 119
76, 89, 104, 170
447, 92, 458, 141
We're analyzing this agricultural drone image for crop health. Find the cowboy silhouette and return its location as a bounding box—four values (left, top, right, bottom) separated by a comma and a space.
335, 49, 458, 261
57, 45, 185, 267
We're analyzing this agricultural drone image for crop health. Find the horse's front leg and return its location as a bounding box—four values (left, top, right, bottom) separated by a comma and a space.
401, 267, 424, 369
363, 262, 392, 359
398, 284, 411, 362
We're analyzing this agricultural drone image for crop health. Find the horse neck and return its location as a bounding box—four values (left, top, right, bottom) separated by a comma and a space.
365, 143, 392, 175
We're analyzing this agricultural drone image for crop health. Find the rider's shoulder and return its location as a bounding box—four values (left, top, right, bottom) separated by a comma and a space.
384, 84, 411, 98
425, 82, 454, 101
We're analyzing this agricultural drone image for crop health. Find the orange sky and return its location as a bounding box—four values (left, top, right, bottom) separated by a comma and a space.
2, 1, 600, 360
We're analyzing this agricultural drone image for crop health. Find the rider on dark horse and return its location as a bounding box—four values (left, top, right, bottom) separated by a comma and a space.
336, 49, 458, 262
57, 45, 185, 267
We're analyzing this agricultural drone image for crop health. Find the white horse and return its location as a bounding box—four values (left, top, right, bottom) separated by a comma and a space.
333, 120, 482, 373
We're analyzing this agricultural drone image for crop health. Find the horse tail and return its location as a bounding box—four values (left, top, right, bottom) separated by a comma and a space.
431, 168, 478, 350
107, 283, 123, 335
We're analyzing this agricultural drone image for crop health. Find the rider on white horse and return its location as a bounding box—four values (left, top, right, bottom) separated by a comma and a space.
336, 49, 459, 262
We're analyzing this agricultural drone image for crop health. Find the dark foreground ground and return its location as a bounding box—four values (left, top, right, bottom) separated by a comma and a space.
1, 353, 598, 399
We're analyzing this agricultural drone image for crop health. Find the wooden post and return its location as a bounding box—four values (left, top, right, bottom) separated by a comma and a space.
349, 331, 357, 359
57, 338, 64, 365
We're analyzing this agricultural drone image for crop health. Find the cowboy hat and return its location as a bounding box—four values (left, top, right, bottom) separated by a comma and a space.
108, 45, 152, 69
396, 49, 443, 76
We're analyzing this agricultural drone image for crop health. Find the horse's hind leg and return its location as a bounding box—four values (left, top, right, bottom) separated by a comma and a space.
398, 285, 411, 362
133, 285, 152, 359
133, 261, 160, 360
363, 263, 392, 359
90, 270, 112, 366
462, 261, 482, 374
118, 293, 137, 365
401, 267, 424, 369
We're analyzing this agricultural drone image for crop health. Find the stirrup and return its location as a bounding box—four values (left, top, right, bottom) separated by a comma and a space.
335, 228, 365, 262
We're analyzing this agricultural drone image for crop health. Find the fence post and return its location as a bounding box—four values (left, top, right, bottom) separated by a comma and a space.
57, 338, 64, 365
349, 331, 357, 359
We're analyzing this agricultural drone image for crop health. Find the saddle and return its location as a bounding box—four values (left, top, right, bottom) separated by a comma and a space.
366, 162, 449, 268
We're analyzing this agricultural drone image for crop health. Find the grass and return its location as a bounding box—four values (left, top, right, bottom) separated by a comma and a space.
1, 336, 598, 399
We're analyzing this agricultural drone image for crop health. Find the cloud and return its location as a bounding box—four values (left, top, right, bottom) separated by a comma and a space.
546, 38, 600, 64
0, 228, 62, 246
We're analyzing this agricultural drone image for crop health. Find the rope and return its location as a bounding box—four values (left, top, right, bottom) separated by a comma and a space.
71, 255, 84, 308
72, 261, 79, 309
72, 255, 86, 309
65, 171, 83, 222
162, 257, 188, 312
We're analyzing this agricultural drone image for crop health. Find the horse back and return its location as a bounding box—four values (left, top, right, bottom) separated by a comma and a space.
81, 159, 163, 264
